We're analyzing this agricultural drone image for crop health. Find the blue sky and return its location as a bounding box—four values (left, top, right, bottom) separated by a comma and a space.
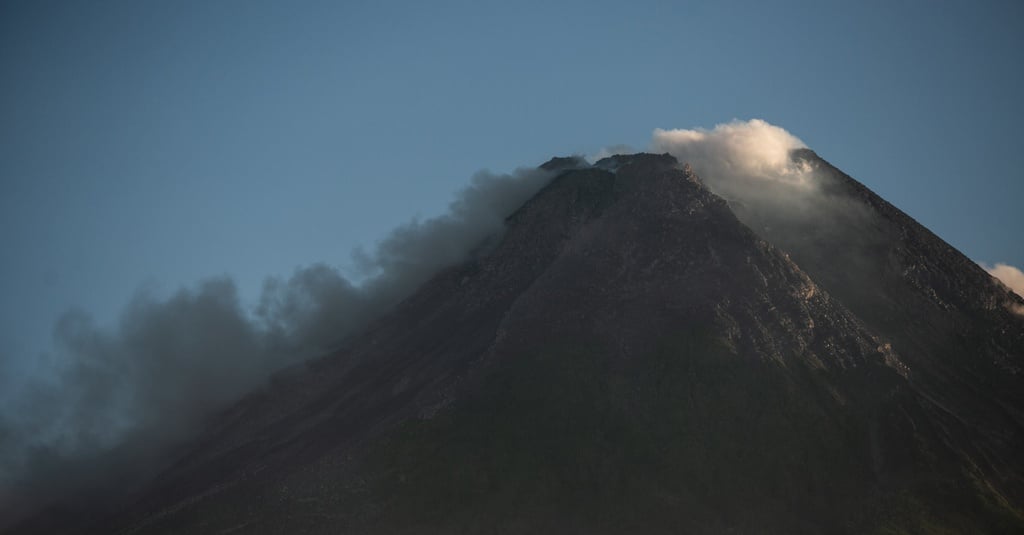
2, 0, 1022, 370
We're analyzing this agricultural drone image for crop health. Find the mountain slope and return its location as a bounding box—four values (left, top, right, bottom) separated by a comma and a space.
725, 149, 1024, 502
34, 153, 1024, 534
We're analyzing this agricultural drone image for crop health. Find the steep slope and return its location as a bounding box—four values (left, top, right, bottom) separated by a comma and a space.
47, 154, 1024, 534
723, 149, 1024, 505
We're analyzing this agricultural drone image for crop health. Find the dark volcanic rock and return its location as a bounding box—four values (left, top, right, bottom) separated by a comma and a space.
32, 153, 1024, 534
729, 149, 1024, 504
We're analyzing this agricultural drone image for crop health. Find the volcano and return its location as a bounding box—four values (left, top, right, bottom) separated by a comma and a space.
14, 151, 1024, 534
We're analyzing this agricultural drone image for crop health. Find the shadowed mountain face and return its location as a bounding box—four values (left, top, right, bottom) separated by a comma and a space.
17, 153, 1024, 534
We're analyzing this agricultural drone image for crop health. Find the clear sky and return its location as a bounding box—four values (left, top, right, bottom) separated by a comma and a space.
2, 0, 1022, 372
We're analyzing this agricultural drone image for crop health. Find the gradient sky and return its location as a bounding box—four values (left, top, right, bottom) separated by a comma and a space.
2, 0, 1022, 376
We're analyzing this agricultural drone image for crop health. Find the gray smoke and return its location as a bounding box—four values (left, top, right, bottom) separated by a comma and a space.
354, 169, 556, 305
646, 119, 887, 289
0, 167, 553, 525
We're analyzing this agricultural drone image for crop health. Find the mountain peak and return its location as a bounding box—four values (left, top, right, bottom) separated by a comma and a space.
18, 148, 1024, 535
538, 155, 588, 171
593, 151, 677, 170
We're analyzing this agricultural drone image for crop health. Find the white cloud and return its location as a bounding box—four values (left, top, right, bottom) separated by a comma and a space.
651, 119, 814, 188
983, 262, 1024, 299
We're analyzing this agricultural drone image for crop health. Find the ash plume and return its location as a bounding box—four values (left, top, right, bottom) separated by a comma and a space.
0, 167, 554, 525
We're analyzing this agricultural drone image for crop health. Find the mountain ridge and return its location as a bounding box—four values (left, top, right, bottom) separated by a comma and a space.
12, 151, 1024, 534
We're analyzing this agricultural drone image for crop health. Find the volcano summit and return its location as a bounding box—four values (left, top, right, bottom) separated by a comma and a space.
6, 123, 1024, 534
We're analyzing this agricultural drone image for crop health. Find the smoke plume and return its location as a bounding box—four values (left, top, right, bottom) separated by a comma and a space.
984, 262, 1024, 299
651, 119, 814, 191
649, 119, 1022, 322
5, 118, 1014, 526
981, 262, 1024, 315
646, 119, 900, 318
0, 167, 553, 525
647, 119, 874, 231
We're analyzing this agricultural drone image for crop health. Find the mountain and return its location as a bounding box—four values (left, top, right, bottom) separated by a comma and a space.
16, 152, 1024, 534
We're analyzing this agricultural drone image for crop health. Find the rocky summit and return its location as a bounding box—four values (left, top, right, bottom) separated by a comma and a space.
19, 152, 1024, 534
